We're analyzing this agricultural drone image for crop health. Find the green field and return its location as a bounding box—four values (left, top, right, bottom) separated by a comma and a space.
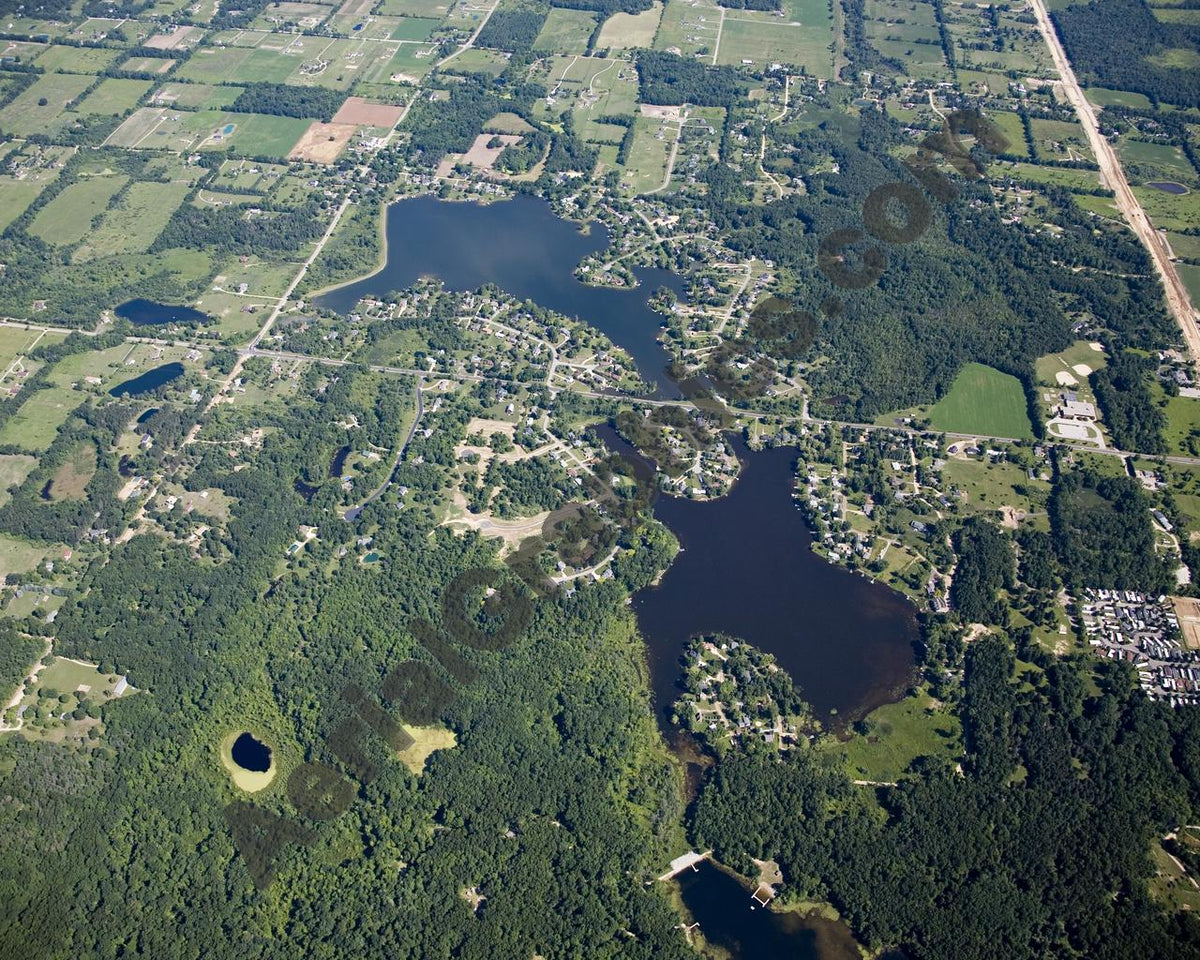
76, 181, 192, 258
1118, 137, 1196, 183
147, 82, 244, 110
1133, 182, 1200, 232
1084, 86, 1154, 109
75, 78, 154, 116
534, 8, 598, 54
29, 175, 129, 246
0, 180, 46, 231
0, 73, 93, 135
712, 0, 833, 74
108, 107, 310, 156
927, 363, 1033, 438
824, 689, 962, 783
1000, 161, 1102, 192
0, 386, 86, 451
594, 2, 662, 50
34, 43, 121, 74
1180, 263, 1200, 303
0, 533, 64, 580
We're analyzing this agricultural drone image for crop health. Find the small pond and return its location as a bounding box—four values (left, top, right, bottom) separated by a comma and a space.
116, 299, 209, 326
109, 362, 184, 398
231, 731, 272, 773
1147, 181, 1188, 195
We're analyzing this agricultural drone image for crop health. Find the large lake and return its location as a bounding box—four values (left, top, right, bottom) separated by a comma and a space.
604, 427, 918, 729
315, 195, 686, 398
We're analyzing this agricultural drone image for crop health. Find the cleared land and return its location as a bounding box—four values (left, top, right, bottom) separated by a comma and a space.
927, 363, 1034, 438
289, 121, 358, 162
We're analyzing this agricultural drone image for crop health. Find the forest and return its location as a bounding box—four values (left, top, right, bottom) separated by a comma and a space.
1049, 469, 1172, 593
229, 83, 346, 121
693, 636, 1200, 959
0, 364, 695, 958
1054, 0, 1200, 109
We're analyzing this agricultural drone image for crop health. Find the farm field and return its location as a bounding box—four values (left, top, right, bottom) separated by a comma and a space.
0, 73, 93, 135
533, 8, 598, 54
594, 3, 662, 51
714, 0, 834, 76
75, 78, 155, 117
75, 181, 193, 259
107, 107, 311, 156
926, 363, 1034, 439
29, 175, 129, 246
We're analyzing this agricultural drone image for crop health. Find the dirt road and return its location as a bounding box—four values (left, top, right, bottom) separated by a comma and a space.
1027, 0, 1200, 367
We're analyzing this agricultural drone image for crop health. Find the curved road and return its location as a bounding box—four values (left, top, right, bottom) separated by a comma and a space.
344, 380, 424, 521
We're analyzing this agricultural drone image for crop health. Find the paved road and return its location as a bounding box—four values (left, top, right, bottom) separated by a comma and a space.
1028, 0, 1200, 368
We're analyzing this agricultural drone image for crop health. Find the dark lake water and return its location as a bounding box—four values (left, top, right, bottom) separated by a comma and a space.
677, 861, 863, 960
116, 299, 209, 326
109, 362, 184, 398
1147, 181, 1187, 195
231, 732, 271, 773
315, 194, 687, 398
136, 407, 159, 424
330, 444, 351, 478
614, 428, 918, 728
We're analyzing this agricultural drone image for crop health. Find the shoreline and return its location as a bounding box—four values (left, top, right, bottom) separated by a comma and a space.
303, 195, 392, 304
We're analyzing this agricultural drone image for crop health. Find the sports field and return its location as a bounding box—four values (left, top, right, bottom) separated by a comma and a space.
927, 362, 1033, 438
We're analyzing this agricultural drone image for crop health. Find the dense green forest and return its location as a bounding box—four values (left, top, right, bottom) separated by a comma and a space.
689, 105, 1176, 417
693, 636, 1200, 959
229, 83, 346, 121
1050, 469, 1172, 592
0, 365, 693, 958
1054, 0, 1200, 109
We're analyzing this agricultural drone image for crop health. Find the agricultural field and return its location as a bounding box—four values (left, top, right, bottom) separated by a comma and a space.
714, 0, 835, 75
75, 181, 194, 259
594, 3, 662, 51
34, 43, 121, 74
107, 107, 311, 157
75, 78, 154, 117
29, 175, 130, 246
911, 363, 1035, 439
533, 8, 598, 54
0, 73, 93, 136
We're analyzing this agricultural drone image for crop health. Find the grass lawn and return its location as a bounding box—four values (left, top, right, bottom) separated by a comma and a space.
927, 363, 1033, 438
714, 0, 834, 77
0, 533, 64, 580
824, 689, 962, 783
29, 175, 129, 246
1000, 164, 1101, 194
0, 386, 87, 452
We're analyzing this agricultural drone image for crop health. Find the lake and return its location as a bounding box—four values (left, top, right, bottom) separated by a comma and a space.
1147, 181, 1188, 195
116, 299, 209, 326
612, 428, 918, 729
315, 195, 687, 398
109, 362, 184, 398
676, 861, 863, 960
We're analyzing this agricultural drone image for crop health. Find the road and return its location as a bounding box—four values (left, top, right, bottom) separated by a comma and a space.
1027, 0, 1200, 368
343, 380, 425, 521
183, 197, 353, 444
436, 0, 499, 69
